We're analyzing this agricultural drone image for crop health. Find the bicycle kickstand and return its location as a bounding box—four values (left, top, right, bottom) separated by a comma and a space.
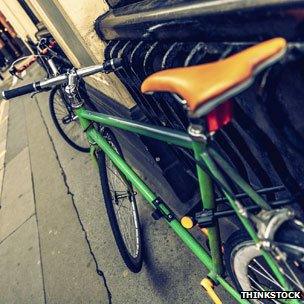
201, 278, 222, 304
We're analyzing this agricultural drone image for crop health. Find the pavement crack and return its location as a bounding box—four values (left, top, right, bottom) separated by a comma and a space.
35, 98, 112, 304
0, 213, 35, 246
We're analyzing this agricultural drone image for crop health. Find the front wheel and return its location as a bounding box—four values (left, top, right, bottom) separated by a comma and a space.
96, 128, 143, 273
224, 221, 304, 303
49, 86, 90, 152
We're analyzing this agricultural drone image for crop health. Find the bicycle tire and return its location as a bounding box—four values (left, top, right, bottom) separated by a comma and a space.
96, 128, 143, 273
49, 86, 90, 152
224, 225, 304, 303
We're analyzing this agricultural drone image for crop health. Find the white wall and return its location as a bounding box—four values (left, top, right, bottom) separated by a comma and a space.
0, 0, 37, 42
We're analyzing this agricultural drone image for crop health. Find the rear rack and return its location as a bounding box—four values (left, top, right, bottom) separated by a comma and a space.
186, 185, 301, 228
215, 185, 286, 204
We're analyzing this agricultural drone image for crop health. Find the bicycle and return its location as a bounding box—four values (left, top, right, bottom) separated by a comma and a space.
2, 37, 304, 304
8, 37, 90, 152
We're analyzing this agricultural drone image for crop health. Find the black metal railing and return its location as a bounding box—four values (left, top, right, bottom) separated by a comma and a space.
95, 0, 304, 210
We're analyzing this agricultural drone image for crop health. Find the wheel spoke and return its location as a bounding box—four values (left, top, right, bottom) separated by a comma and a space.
229, 225, 304, 304
248, 264, 283, 290
249, 275, 281, 304
106, 160, 127, 186
104, 152, 140, 258
280, 257, 304, 292
52, 91, 89, 149
252, 259, 278, 284
116, 204, 137, 254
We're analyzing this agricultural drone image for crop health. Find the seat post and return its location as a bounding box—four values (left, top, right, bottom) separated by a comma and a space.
189, 121, 224, 278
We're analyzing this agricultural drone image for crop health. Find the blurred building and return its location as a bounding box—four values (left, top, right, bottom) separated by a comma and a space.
0, 0, 38, 69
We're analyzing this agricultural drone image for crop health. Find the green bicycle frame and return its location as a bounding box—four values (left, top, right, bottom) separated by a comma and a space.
75, 107, 299, 304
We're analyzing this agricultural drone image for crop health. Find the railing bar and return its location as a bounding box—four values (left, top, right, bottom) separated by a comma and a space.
216, 185, 286, 203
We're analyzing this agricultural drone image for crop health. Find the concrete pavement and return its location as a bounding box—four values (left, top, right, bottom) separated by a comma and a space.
0, 64, 233, 304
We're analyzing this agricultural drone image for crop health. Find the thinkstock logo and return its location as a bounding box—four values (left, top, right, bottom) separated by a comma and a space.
241, 291, 303, 300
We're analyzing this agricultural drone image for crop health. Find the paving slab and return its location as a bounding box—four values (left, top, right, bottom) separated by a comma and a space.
0, 99, 9, 122
0, 216, 44, 304
0, 167, 3, 199
0, 117, 8, 146
5, 100, 27, 164
0, 139, 6, 170
0, 147, 35, 242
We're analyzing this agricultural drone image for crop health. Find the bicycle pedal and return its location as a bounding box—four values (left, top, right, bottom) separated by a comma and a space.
201, 278, 222, 304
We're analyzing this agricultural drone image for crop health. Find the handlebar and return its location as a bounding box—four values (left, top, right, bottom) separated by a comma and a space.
2, 58, 123, 100
3, 83, 38, 100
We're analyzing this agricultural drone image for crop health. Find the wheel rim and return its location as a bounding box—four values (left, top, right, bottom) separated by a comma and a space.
231, 221, 304, 304
105, 154, 140, 259
53, 90, 89, 149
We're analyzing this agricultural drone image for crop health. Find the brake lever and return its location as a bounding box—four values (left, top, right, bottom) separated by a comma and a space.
9, 69, 23, 80
30, 91, 39, 98
15, 73, 23, 80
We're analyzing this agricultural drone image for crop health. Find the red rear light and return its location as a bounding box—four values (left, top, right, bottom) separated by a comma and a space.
206, 100, 233, 133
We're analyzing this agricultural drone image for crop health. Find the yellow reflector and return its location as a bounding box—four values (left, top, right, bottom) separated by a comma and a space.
181, 216, 194, 229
